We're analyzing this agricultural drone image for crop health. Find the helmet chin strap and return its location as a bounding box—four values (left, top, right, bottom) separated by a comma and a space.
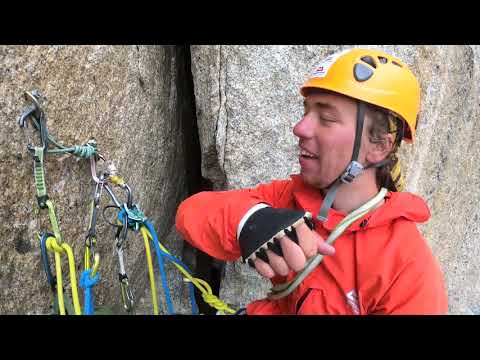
317, 102, 398, 222
317, 102, 367, 222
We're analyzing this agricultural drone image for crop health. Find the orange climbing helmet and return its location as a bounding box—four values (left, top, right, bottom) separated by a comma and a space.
300, 48, 421, 143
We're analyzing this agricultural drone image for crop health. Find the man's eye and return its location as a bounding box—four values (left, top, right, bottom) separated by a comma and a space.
320, 116, 335, 123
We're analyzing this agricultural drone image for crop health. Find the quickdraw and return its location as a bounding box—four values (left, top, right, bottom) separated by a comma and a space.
19, 90, 93, 315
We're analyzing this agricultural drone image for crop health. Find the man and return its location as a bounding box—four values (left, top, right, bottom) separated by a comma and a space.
176, 48, 448, 314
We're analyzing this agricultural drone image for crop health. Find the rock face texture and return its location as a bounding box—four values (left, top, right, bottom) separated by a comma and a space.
190, 45, 480, 315
1, 45, 194, 314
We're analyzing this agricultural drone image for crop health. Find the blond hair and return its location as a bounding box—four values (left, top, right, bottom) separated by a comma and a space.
365, 104, 405, 191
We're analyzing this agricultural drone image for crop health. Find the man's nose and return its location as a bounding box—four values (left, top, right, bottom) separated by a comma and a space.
293, 116, 314, 139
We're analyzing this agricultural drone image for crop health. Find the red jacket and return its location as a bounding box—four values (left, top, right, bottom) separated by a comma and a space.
175, 174, 448, 315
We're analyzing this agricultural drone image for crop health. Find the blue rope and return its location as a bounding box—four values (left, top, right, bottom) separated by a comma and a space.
152, 250, 199, 315
79, 269, 100, 315
117, 208, 175, 314
39, 232, 55, 287
143, 220, 199, 315
187, 278, 199, 315
116, 207, 198, 315
145, 221, 174, 315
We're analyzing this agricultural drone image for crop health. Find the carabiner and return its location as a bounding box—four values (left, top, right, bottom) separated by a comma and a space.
119, 275, 135, 312
39, 231, 56, 292
86, 180, 104, 241
89, 153, 106, 185
123, 184, 133, 209
103, 183, 122, 209
112, 182, 133, 209
114, 208, 129, 249
106, 169, 133, 209
24, 89, 42, 109
116, 243, 135, 312
18, 104, 38, 129
85, 167, 106, 274
18, 90, 48, 154
18, 90, 42, 128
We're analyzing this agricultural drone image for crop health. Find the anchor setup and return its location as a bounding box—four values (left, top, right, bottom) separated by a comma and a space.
18, 90, 238, 315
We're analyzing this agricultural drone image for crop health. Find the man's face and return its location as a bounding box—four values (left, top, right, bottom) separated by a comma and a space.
293, 91, 361, 189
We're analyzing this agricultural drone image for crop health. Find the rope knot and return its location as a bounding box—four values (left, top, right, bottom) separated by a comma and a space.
202, 293, 229, 312
80, 269, 100, 289
72, 143, 97, 158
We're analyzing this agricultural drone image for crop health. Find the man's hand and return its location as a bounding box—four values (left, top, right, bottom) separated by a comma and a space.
238, 206, 336, 279
252, 222, 335, 279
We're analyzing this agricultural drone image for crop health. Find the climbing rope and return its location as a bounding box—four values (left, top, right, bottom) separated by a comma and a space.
45, 235, 82, 315
110, 181, 186, 315
142, 222, 193, 315
110, 178, 233, 315
140, 226, 160, 315
142, 221, 235, 314
39, 231, 74, 315
79, 267, 100, 315
267, 187, 389, 300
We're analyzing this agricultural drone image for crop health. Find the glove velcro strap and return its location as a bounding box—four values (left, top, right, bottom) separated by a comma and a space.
238, 207, 314, 264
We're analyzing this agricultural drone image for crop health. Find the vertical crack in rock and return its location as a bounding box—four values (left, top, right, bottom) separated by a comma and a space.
181, 45, 223, 314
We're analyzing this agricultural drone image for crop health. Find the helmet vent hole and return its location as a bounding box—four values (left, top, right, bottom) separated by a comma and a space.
360, 56, 376, 68
392, 61, 403, 68
378, 56, 388, 64
354, 63, 374, 82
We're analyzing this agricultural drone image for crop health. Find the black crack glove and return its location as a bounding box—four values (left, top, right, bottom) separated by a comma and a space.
238, 207, 315, 268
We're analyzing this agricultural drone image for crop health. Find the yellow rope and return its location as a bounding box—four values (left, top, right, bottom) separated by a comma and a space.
140, 226, 159, 315
91, 253, 100, 278
144, 229, 236, 314
84, 248, 90, 272
46, 236, 82, 315
53, 249, 65, 315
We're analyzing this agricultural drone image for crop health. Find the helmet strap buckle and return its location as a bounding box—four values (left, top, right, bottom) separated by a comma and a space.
340, 161, 364, 184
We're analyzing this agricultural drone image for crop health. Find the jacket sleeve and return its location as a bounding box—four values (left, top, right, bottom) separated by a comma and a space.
372, 227, 448, 315
175, 179, 293, 261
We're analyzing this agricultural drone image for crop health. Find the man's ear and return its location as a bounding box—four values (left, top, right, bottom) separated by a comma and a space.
365, 133, 394, 164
